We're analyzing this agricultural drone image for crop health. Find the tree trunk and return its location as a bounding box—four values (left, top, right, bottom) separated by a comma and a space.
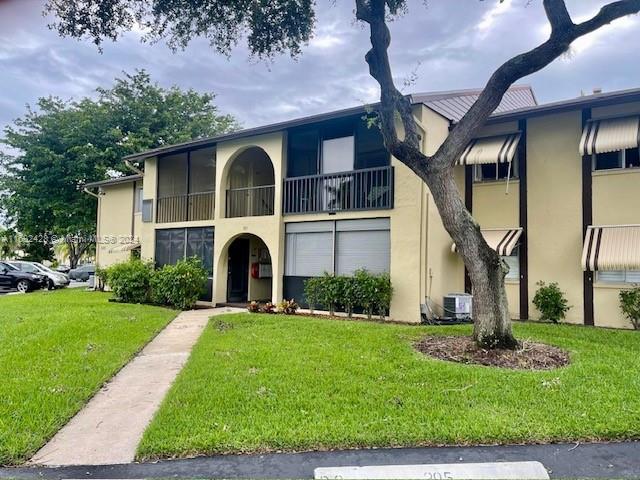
425, 169, 518, 349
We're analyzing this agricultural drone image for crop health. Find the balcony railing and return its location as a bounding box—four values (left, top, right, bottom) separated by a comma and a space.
156, 191, 215, 223
226, 185, 275, 218
283, 166, 394, 215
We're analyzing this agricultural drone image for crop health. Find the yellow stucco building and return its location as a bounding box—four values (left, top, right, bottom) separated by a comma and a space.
87, 85, 640, 329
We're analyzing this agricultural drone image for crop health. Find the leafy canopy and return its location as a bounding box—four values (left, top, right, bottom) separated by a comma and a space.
0, 70, 239, 261
45, 0, 319, 57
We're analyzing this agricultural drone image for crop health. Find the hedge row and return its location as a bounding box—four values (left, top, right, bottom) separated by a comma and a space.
99, 258, 207, 310
304, 269, 392, 319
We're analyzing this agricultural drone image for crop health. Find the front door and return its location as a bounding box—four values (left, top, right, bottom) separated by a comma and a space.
227, 238, 250, 303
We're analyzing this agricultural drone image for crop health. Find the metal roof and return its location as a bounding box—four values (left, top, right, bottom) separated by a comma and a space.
487, 86, 640, 123
122, 85, 640, 163
413, 85, 537, 122
85, 174, 143, 189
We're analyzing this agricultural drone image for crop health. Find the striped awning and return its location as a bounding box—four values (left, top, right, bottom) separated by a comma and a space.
458, 133, 521, 165
452, 228, 523, 256
109, 242, 141, 253
582, 225, 640, 271
579, 116, 640, 156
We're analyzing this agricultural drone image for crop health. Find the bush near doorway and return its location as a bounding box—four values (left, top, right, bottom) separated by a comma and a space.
103, 258, 207, 310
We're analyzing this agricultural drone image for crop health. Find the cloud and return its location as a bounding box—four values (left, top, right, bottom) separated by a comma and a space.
0, 0, 639, 139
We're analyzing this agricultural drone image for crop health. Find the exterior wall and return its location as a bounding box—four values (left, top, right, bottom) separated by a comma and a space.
93, 96, 640, 330
421, 107, 466, 312
140, 157, 157, 263
96, 182, 136, 268
213, 132, 286, 306
590, 101, 640, 329
526, 111, 584, 324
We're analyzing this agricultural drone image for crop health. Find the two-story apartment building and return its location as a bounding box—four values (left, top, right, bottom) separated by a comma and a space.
87, 85, 640, 329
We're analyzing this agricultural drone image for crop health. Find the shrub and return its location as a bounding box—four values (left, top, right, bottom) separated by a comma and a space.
374, 272, 393, 320
533, 281, 571, 323
303, 269, 393, 320
247, 301, 261, 313
354, 269, 378, 319
303, 277, 322, 313
260, 302, 276, 314
619, 287, 640, 330
318, 273, 343, 316
339, 275, 359, 318
104, 259, 153, 304
150, 257, 207, 310
277, 299, 299, 315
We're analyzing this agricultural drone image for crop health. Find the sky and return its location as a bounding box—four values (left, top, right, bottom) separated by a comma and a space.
1, 0, 639, 136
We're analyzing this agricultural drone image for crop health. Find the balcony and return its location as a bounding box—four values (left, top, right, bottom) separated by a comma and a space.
226, 185, 275, 218
156, 191, 215, 223
283, 166, 394, 215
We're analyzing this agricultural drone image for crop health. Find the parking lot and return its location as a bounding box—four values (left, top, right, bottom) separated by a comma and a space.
0, 280, 89, 296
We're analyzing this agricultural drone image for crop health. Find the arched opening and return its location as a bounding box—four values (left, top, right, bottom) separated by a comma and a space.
225, 234, 273, 304
226, 147, 275, 218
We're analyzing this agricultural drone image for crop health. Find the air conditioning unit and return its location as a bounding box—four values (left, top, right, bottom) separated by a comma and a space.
443, 293, 473, 320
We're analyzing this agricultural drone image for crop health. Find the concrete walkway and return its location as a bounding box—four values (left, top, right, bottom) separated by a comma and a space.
29, 306, 243, 467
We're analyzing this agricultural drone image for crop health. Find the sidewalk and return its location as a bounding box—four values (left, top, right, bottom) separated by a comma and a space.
5, 441, 640, 479
29, 306, 243, 466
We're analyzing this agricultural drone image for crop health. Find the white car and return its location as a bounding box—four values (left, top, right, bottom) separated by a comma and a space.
9, 261, 71, 290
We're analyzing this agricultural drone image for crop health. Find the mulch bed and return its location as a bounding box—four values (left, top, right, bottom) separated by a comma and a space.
414, 335, 570, 370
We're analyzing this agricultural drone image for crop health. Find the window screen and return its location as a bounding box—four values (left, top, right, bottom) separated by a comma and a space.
597, 270, 640, 283
594, 151, 622, 170
134, 183, 143, 213
155, 229, 186, 268
189, 148, 216, 193
625, 148, 640, 168
186, 227, 214, 276
288, 129, 319, 177
157, 153, 188, 197
502, 248, 520, 281
355, 119, 389, 169
141, 199, 153, 223
335, 219, 390, 275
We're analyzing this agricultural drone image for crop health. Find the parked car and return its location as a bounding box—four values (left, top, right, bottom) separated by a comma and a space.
9, 261, 70, 290
68, 264, 96, 281
0, 261, 47, 293
56, 264, 71, 274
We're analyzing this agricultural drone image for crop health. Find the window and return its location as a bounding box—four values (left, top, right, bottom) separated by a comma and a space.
322, 136, 355, 174
134, 184, 143, 213
287, 116, 389, 178
284, 218, 390, 277
155, 227, 214, 273
474, 160, 518, 182
597, 270, 640, 284
189, 147, 216, 194
502, 247, 520, 281
593, 148, 640, 171
157, 153, 188, 197
288, 129, 319, 177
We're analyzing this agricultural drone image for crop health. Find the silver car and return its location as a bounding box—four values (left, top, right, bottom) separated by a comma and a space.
9, 261, 71, 290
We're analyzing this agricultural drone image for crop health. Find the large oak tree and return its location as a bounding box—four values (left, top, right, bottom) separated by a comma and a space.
45, 0, 640, 347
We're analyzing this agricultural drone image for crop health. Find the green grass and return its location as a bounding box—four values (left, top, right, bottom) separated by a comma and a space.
138, 313, 640, 461
0, 289, 176, 465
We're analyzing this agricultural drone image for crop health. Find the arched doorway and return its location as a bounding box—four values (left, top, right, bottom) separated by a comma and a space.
226, 234, 273, 304
225, 147, 275, 218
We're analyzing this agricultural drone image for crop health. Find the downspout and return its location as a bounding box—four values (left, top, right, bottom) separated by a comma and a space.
124, 159, 144, 175
83, 187, 100, 199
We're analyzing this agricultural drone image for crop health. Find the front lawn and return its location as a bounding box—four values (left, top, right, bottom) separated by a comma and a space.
138, 313, 640, 461
0, 289, 176, 465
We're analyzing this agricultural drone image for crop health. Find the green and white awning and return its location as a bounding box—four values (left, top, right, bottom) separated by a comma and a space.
458, 133, 521, 165
579, 116, 640, 156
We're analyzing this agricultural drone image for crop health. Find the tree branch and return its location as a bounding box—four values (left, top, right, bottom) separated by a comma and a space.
356, 0, 425, 172
432, 0, 640, 170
